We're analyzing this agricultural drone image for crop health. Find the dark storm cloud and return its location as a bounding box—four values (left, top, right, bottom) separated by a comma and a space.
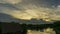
0, 3, 21, 10
15, 0, 60, 9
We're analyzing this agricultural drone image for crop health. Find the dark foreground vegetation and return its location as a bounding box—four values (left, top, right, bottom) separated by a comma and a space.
1, 21, 60, 34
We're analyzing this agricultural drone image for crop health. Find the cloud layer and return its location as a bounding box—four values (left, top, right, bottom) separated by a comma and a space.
0, 0, 60, 22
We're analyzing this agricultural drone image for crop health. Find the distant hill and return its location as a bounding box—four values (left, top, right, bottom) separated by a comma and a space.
0, 13, 16, 22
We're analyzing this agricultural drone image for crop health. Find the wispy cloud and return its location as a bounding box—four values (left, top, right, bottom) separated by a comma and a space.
0, 0, 60, 21
0, 0, 22, 4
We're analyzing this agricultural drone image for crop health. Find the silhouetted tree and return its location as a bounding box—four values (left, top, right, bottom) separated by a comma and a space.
53, 21, 60, 34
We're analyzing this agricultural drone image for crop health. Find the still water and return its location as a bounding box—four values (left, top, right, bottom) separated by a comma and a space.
27, 28, 56, 34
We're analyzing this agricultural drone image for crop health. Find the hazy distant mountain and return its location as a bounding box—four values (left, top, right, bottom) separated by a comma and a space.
0, 13, 16, 22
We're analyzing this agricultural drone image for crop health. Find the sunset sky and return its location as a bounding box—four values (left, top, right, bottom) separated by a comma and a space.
0, 0, 60, 22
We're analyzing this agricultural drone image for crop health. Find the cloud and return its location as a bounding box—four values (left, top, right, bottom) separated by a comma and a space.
0, 0, 60, 22
0, 0, 22, 4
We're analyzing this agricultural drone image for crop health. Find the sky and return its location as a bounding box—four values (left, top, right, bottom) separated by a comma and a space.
0, 0, 60, 22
